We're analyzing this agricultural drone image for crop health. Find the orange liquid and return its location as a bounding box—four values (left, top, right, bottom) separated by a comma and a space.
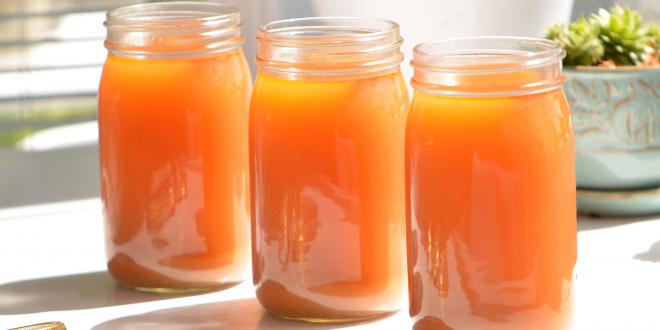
250, 72, 409, 321
98, 50, 251, 290
406, 89, 576, 329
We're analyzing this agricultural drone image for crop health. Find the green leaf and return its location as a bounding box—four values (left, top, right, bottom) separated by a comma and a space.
590, 5, 651, 65
546, 16, 603, 66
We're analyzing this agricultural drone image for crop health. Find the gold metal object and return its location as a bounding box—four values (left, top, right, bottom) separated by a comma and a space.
10, 322, 66, 330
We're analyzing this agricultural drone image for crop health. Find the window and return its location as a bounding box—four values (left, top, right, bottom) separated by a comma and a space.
0, 0, 145, 207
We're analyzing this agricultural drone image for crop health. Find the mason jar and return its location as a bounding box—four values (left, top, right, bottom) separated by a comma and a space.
250, 17, 409, 322
406, 37, 577, 329
98, 2, 251, 293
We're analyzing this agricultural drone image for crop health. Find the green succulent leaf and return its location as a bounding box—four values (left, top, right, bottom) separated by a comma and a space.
647, 23, 660, 49
546, 17, 604, 66
547, 5, 659, 66
590, 5, 651, 65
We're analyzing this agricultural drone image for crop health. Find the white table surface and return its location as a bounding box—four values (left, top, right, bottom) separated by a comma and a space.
1, 198, 659, 330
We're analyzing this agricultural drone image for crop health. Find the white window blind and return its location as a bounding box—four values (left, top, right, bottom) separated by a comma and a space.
0, 0, 148, 207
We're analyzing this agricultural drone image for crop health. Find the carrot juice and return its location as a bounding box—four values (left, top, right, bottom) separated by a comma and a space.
406, 38, 577, 329
98, 2, 251, 292
250, 18, 409, 322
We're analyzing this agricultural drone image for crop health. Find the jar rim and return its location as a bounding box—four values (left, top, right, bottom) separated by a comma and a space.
412, 37, 564, 73
256, 16, 403, 79
104, 1, 243, 59
105, 1, 240, 30
411, 37, 566, 97
257, 16, 399, 44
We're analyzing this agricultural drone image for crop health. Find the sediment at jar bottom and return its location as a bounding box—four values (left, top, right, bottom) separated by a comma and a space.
412, 316, 453, 330
256, 280, 398, 323
107, 253, 244, 293
411, 307, 574, 330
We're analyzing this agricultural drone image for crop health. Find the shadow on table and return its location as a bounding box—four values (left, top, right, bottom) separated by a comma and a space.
578, 213, 660, 232
92, 298, 390, 330
0, 271, 201, 315
635, 240, 660, 263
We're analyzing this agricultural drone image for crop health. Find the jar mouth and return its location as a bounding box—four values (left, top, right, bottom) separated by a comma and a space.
104, 2, 243, 58
412, 37, 566, 97
258, 17, 399, 44
256, 17, 403, 79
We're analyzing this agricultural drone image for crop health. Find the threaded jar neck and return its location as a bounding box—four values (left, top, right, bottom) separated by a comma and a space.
412, 37, 566, 97
104, 1, 243, 59
256, 17, 403, 80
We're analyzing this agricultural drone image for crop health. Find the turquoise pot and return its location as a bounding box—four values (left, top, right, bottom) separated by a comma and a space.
565, 67, 660, 215
564, 67, 660, 190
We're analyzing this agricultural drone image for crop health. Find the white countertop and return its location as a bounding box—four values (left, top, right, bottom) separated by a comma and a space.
1, 198, 659, 329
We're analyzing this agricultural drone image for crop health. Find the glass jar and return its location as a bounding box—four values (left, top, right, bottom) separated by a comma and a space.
98, 2, 252, 293
406, 37, 576, 329
250, 17, 409, 322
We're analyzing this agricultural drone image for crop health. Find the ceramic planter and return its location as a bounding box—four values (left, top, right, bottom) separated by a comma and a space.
564, 67, 660, 215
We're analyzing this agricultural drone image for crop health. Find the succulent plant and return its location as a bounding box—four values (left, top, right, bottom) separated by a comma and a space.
647, 23, 660, 49
547, 17, 604, 66
590, 6, 651, 65
546, 5, 659, 67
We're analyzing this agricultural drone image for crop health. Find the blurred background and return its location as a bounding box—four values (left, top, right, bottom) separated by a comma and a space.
0, 0, 658, 208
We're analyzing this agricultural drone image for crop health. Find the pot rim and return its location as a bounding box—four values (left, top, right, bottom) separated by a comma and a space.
565, 65, 660, 73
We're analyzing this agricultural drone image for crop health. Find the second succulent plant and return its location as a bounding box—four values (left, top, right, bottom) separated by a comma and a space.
546, 5, 660, 67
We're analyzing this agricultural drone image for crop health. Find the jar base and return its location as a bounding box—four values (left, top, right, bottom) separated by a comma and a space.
270, 310, 396, 324
117, 280, 242, 294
